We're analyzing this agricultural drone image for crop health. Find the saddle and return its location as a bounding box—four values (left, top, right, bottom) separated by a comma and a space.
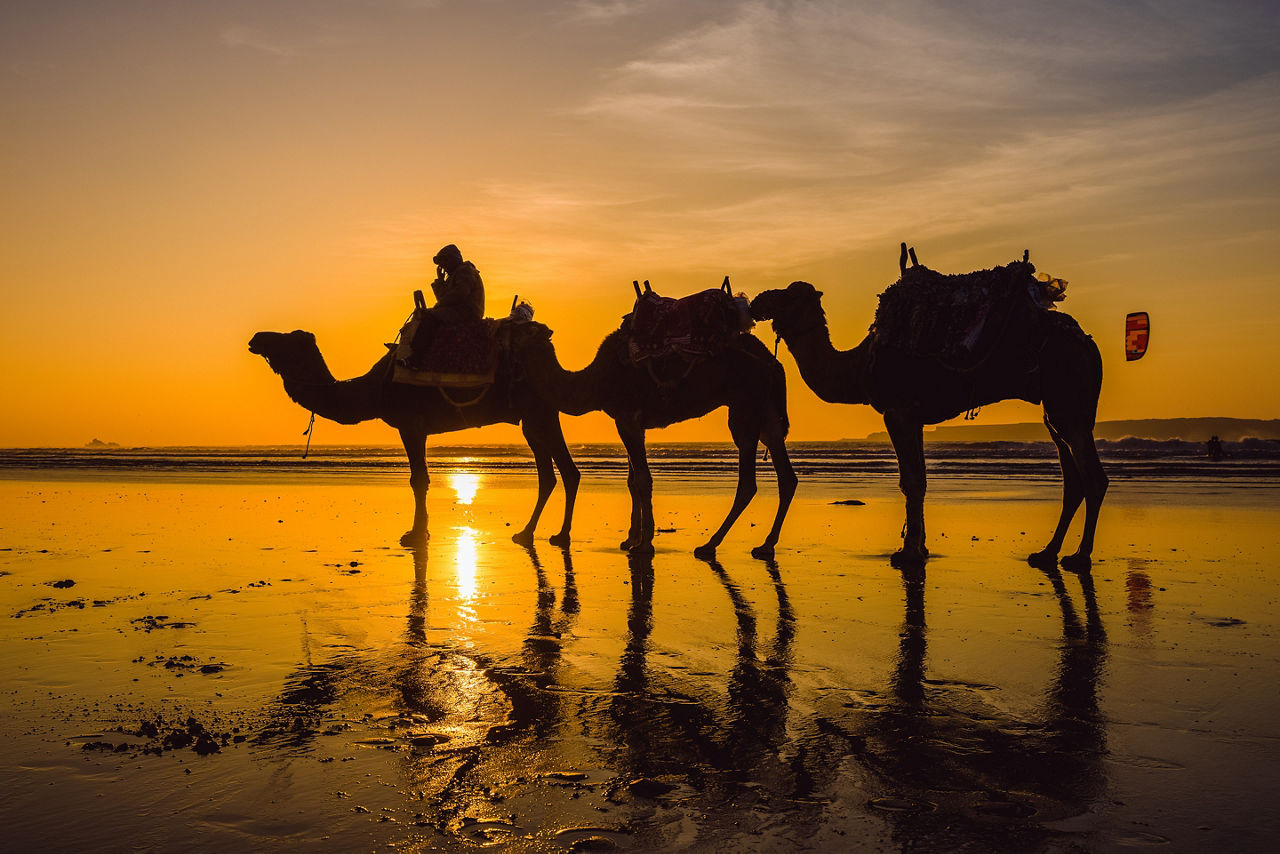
392, 297, 500, 388
870, 259, 1063, 372
626, 282, 751, 364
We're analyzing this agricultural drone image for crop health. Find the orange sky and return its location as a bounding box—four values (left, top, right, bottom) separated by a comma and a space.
2, 1, 1278, 447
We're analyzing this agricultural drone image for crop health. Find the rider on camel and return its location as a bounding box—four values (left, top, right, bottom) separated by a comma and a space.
407, 244, 485, 368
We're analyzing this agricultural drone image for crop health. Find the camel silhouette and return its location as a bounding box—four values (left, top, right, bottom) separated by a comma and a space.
506, 320, 796, 558
750, 249, 1106, 570
248, 329, 578, 546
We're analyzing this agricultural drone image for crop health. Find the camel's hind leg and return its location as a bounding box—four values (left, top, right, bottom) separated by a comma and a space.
694, 413, 760, 558
1037, 326, 1108, 571
512, 408, 579, 547
885, 411, 928, 567
752, 425, 797, 560
511, 420, 556, 547
548, 414, 580, 548
1060, 421, 1108, 571
1033, 415, 1108, 571
1029, 420, 1082, 567
617, 421, 655, 553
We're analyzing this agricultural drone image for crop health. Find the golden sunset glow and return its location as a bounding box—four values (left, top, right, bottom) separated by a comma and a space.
2, 2, 1278, 447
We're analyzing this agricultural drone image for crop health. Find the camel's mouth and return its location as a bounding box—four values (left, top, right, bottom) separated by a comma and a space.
749, 291, 781, 321
247, 332, 272, 355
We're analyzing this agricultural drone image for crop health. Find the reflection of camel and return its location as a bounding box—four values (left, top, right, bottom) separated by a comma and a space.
256, 540, 582, 845
750, 263, 1107, 570
507, 321, 796, 557
604, 552, 803, 819
249, 330, 578, 546
826, 564, 1108, 848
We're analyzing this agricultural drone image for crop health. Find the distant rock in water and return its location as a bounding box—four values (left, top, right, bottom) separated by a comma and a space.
84, 438, 120, 448
831, 499, 866, 506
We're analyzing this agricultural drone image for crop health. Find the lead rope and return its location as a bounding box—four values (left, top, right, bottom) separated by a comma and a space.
302, 411, 316, 459
763, 332, 782, 463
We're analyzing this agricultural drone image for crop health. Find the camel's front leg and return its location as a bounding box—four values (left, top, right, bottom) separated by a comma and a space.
399, 428, 430, 547
885, 411, 927, 567
617, 422, 654, 553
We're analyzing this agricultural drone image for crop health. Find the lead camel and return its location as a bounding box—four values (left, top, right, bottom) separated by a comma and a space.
249, 329, 578, 546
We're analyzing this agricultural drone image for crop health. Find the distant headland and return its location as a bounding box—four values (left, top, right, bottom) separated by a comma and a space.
863, 418, 1280, 443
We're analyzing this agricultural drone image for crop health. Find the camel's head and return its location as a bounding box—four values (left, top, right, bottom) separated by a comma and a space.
749, 281, 825, 338
248, 330, 318, 375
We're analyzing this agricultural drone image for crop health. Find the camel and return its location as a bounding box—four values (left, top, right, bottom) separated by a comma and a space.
248, 329, 578, 547
749, 248, 1107, 571
505, 318, 796, 558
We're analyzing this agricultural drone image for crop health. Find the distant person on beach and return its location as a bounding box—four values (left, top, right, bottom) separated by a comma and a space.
408, 244, 486, 367
1206, 435, 1224, 461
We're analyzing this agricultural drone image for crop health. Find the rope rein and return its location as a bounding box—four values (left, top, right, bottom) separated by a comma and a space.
302, 411, 316, 459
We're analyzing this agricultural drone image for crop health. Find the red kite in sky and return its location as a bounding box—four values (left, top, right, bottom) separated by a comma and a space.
1125, 312, 1150, 361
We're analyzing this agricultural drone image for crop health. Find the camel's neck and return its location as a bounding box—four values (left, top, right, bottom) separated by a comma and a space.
522, 332, 613, 416
778, 320, 870, 405
278, 349, 387, 426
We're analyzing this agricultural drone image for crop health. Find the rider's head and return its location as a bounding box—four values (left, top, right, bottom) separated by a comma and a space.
433, 244, 464, 275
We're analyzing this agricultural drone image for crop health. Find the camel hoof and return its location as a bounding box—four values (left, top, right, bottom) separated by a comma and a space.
1027, 550, 1059, 569
1061, 553, 1093, 573
693, 543, 717, 560
549, 532, 571, 548
400, 529, 428, 548
751, 544, 775, 560
511, 529, 535, 546
629, 542, 655, 556
620, 538, 636, 551
890, 548, 927, 569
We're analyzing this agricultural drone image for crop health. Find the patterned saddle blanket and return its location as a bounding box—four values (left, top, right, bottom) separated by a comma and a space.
393, 315, 499, 388
870, 260, 1061, 371
627, 288, 749, 363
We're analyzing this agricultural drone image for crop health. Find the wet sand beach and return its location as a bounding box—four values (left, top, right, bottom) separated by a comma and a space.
2, 454, 1278, 852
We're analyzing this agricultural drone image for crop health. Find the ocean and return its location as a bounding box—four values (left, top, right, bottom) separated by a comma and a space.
1, 438, 1278, 482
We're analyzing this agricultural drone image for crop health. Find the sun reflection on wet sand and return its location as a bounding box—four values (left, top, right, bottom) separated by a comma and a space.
454, 525, 479, 604
450, 470, 480, 506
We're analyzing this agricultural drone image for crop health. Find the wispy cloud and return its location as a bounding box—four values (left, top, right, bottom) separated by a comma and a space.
350, 1, 1280, 276
567, 0, 653, 23
557, 0, 1280, 258
220, 26, 301, 61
